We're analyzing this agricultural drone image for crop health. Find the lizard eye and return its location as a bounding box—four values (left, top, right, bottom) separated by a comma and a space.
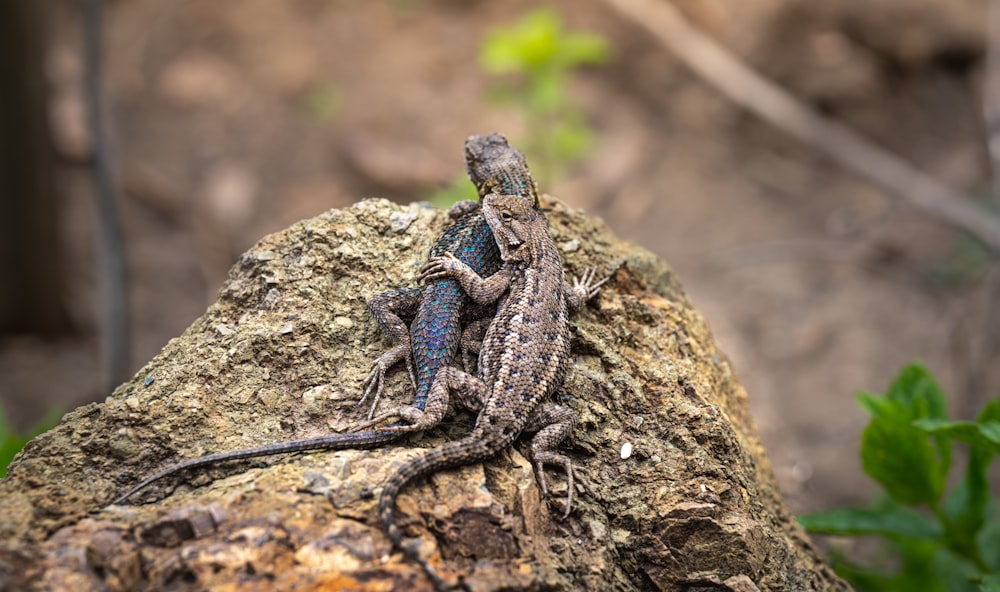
500, 212, 513, 221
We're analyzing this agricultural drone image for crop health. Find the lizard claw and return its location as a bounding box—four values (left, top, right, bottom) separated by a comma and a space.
353, 406, 434, 433
534, 457, 579, 518
359, 342, 414, 419
352, 409, 402, 431
358, 373, 383, 420
419, 252, 463, 283
572, 266, 609, 302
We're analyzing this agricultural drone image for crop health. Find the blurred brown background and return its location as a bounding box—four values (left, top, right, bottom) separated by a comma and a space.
1, 0, 997, 522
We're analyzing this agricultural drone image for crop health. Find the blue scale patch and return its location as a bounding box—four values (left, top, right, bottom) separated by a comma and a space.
410, 212, 499, 408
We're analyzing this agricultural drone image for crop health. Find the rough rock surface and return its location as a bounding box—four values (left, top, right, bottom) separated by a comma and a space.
0, 198, 850, 591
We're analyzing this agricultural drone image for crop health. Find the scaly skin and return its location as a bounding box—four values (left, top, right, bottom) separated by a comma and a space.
361, 132, 538, 412
362, 206, 499, 413
365, 192, 607, 589
111, 134, 533, 505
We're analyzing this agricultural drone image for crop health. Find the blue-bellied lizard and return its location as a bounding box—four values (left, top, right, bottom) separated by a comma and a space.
111, 134, 534, 504
364, 191, 607, 589
361, 132, 539, 413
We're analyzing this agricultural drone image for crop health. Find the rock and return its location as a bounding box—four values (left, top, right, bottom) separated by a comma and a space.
0, 198, 848, 591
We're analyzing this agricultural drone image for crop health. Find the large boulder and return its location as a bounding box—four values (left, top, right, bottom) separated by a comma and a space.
0, 197, 848, 591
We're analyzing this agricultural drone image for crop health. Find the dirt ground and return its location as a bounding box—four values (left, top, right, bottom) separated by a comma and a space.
3, 0, 997, 536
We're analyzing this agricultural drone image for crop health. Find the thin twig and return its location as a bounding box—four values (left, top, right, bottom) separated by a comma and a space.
962, 0, 1000, 415
985, 0, 1000, 208
85, 0, 130, 393
603, 0, 1000, 252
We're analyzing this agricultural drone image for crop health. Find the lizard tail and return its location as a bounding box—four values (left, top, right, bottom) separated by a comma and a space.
378, 433, 511, 563
111, 430, 402, 506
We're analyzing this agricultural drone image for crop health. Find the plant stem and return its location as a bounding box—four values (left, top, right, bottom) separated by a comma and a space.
930, 500, 991, 573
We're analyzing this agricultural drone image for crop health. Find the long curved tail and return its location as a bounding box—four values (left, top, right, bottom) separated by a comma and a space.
377, 433, 512, 589
112, 429, 402, 506
379, 432, 512, 547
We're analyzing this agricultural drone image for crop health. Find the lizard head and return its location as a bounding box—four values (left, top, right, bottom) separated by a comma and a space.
464, 133, 539, 208
483, 193, 541, 262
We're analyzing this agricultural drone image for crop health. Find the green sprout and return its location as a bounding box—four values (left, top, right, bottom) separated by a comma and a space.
0, 403, 61, 478
799, 363, 1000, 592
479, 7, 610, 184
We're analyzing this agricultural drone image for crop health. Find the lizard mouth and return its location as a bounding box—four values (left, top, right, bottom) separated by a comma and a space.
497, 230, 524, 260
488, 222, 519, 259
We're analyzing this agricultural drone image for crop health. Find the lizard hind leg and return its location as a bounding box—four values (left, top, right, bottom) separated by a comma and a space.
353, 366, 487, 434
362, 286, 423, 417
359, 341, 415, 419
523, 402, 580, 518
458, 317, 490, 374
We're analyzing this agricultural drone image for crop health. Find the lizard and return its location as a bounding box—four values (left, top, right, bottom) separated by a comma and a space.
361, 190, 607, 589
110, 134, 535, 505
360, 132, 538, 413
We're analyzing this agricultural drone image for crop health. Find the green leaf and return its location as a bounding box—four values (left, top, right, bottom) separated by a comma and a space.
907, 394, 999, 569
915, 418, 979, 439
914, 419, 1000, 454
830, 558, 896, 592
919, 544, 981, 592
977, 397, 1000, 423
976, 397, 1000, 455
945, 446, 990, 535
981, 575, 1000, 592
857, 392, 906, 422
479, 8, 562, 74
798, 505, 942, 539
980, 516, 1000, 571
480, 8, 610, 76
886, 362, 948, 420
861, 415, 948, 505
815, 370, 1000, 590
978, 421, 1000, 446
893, 537, 953, 592
558, 33, 611, 66
857, 363, 952, 504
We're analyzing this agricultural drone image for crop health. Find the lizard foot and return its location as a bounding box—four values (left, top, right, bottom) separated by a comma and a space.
418, 252, 468, 283
533, 453, 582, 518
352, 405, 439, 434
571, 265, 610, 303
359, 342, 416, 419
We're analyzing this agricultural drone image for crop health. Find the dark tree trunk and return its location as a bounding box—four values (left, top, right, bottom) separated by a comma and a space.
0, 0, 70, 336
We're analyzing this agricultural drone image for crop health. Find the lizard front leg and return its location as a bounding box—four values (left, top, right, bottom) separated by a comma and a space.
446, 199, 481, 219
419, 252, 511, 305
564, 266, 609, 313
